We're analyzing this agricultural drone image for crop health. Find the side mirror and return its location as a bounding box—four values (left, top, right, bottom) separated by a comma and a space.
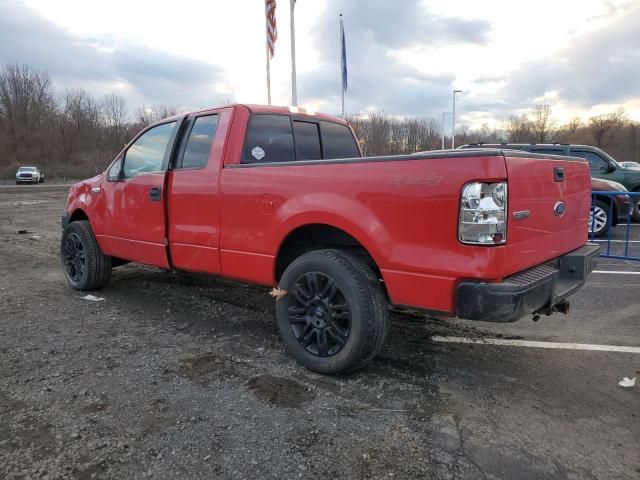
107, 157, 123, 182
599, 163, 615, 174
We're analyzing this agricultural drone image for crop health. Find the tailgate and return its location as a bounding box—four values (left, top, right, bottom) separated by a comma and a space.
503, 153, 591, 275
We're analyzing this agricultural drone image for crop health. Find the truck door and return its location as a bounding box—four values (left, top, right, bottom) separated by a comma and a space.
100, 120, 180, 268
166, 108, 232, 273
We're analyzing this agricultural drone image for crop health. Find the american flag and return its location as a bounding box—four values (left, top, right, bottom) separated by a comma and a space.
265, 0, 277, 59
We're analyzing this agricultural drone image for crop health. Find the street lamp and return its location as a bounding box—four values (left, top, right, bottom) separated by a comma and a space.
452, 90, 462, 149
442, 112, 450, 150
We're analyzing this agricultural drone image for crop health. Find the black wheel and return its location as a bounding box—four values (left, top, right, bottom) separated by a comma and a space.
61, 220, 112, 290
276, 249, 389, 374
589, 199, 610, 238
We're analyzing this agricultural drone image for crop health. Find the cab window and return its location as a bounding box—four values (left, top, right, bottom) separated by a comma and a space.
320, 121, 360, 159
243, 115, 295, 164
571, 150, 608, 172
293, 121, 322, 160
178, 115, 219, 169
123, 122, 176, 179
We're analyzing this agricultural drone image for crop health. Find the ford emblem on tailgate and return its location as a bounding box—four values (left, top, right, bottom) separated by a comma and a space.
553, 201, 566, 216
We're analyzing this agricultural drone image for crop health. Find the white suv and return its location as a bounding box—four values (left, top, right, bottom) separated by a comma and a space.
15, 166, 44, 184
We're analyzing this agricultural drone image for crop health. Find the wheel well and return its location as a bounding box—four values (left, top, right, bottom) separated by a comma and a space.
69, 209, 89, 223
275, 224, 381, 282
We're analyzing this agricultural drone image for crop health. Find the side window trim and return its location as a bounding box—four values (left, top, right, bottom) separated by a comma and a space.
289, 115, 299, 162
171, 116, 196, 170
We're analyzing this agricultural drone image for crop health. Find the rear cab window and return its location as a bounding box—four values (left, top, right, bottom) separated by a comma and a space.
320, 121, 360, 159
241, 114, 360, 164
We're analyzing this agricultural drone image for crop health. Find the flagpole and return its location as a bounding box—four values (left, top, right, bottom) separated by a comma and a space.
266, 43, 272, 105
290, 0, 298, 106
340, 14, 345, 118
265, 1, 272, 105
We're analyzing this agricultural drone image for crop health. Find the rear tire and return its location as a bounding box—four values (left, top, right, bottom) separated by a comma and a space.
61, 220, 112, 290
276, 249, 389, 374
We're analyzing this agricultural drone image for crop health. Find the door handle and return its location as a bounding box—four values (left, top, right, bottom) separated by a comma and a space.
149, 186, 161, 201
554, 166, 565, 182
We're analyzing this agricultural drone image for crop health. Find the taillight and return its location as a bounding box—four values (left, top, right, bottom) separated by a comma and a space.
459, 182, 507, 245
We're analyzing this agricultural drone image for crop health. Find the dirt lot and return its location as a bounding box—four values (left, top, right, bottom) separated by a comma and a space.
1, 184, 639, 479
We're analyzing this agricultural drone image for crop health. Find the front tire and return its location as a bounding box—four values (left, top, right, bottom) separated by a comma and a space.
61, 220, 112, 290
589, 200, 610, 237
276, 249, 389, 374
632, 197, 640, 222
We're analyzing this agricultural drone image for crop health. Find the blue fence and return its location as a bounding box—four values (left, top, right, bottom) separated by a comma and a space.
589, 191, 640, 261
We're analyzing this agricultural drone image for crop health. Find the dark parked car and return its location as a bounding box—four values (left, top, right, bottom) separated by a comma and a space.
458, 143, 640, 221
590, 178, 630, 237
15, 166, 44, 184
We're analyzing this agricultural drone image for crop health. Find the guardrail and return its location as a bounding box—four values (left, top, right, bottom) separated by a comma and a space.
589, 191, 640, 261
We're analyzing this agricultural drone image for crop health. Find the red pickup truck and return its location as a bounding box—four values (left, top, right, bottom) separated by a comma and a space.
61, 104, 599, 373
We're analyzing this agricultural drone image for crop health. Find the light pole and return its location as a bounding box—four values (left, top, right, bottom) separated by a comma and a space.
452, 90, 462, 149
442, 112, 450, 150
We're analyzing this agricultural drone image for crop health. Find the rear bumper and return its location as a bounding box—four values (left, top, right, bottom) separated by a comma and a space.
455, 244, 600, 323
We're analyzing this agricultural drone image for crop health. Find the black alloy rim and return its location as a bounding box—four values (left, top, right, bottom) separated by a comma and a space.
287, 272, 351, 357
63, 232, 86, 283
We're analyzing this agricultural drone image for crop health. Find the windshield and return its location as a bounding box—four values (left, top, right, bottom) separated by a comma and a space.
18, 167, 36, 172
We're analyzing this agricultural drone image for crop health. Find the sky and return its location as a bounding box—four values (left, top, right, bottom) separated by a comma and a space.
1, 0, 639, 129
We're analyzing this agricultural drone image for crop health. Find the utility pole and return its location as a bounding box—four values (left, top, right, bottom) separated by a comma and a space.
452, 90, 462, 149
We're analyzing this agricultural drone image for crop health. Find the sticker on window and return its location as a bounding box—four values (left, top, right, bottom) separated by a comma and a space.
251, 146, 266, 161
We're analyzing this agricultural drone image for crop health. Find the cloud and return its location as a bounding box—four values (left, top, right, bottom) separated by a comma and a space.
299, 0, 490, 116
0, 1, 225, 110
500, 3, 640, 109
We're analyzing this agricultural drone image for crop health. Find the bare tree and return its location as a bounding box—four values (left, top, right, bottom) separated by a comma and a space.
530, 104, 555, 143
0, 64, 55, 166
134, 104, 181, 128
589, 109, 625, 148
504, 115, 532, 142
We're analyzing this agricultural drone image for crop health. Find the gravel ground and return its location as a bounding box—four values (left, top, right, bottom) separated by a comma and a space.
1, 184, 639, 479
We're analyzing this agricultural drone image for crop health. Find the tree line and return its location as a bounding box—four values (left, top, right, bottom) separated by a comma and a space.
1, 64, 638, 179
350, 104, 640, 163
0, 64, 181, 179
